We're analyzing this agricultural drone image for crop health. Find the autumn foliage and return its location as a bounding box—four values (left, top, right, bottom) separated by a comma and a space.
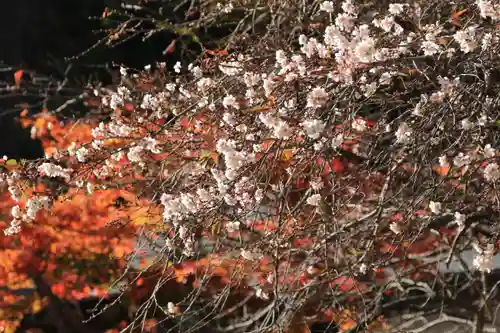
0, 117, 141, 331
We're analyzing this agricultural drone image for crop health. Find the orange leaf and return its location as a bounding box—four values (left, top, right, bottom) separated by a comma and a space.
174, 263, 197, 283
451, 8, 467, 19
451, 8, 467, 27
433, 164, 450, 177
14, 70, 24, 88
268, 95, 276, 106
206, 49, 228, 56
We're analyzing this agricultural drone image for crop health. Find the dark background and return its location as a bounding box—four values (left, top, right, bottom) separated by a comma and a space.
0, 0, 184, 160
0, 0, 108, 159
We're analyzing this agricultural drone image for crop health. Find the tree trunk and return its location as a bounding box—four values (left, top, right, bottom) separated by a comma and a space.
32, 275, 98, 333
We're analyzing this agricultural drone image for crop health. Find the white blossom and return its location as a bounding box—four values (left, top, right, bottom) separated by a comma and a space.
11, 205, 22, 219
92, 122, 107, 138
310, 177, 324, 191
388, 3, 406, 15
4, 225, 21, 236
108, 121, 134, 137
454, 26, 479, 53
299, 34, 308, 45
341, 0, 357, 16
373, 16, 395, 33
301, 119, 326, 139
335, 13, 356, 32
223, 94, 239, 109
439, 155, 448, 167
484, 163, 500, 182
429, 201, 442, 215
331, 134, 344, 148
483, 144, 496, 158
38, 163, 72, 182
127, 146, 145, 163
25, 196, 52, 222
395, 122, 412, 144
167, 302, 177, 315
320, 1, 334, 13
223, 112, 238, 126
454, 212, 466, 229
226, 221, 241, 232
241, 249, 262, 260
482, 33, 493, 50
421, 41, 441, 56
255, 288, 269, 300
473, 244, 495, 273
461, 118, 473, 130
75, 146, 90, 163
352, 118, 367, 132
275, 49, 288, 67
477, 0, 500, 20
307, 87, 329, 108
453, 153, 470, 168
389, 222, 402, 235
219, 61, 243, 76
307, 194, 322, 206
355, 37, 377, 63
174, 61, 182, 73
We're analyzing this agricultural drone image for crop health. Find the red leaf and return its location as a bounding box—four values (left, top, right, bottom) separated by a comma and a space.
331, 276, 368, 292
124, 103, 135, 112
391, 212, 403, 221
296, 177, 308, 189
316, 157, 346, 175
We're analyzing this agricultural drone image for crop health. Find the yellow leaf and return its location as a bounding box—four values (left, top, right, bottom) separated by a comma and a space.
347, 248, 362, 255
6, 159, 17, 166
129, 206, 162, 226
114, 246, 127, 258
31, 296, 48, 313
211, 218, 221, 235
281, 149, 294, 161
1, 159, 20, 172
199, 151, 219, 167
